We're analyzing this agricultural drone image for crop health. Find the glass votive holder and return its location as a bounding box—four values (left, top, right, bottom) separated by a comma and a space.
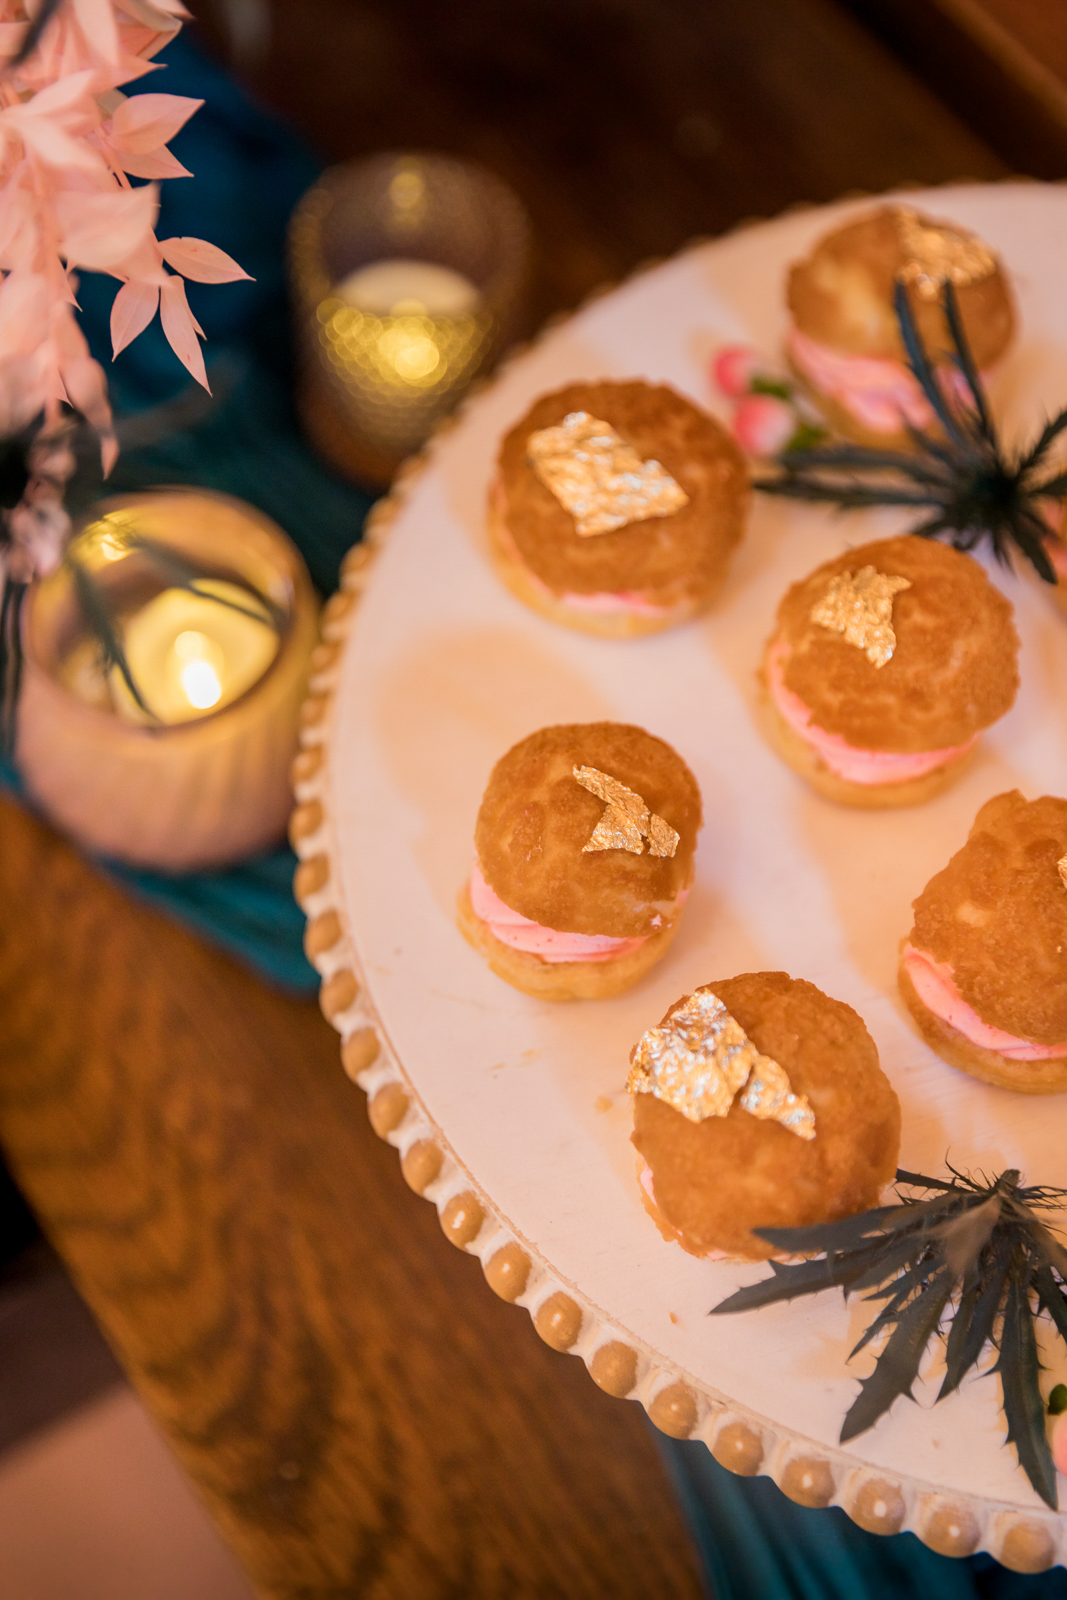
16, 489, 318, 873
288, 151, 530, 485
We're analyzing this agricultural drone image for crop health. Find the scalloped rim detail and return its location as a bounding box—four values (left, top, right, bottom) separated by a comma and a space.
289, 197, 1067, 1569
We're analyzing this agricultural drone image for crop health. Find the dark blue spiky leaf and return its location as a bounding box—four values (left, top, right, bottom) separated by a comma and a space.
937, 1236, 1012, 1400
1032, 1262, 1067, 1344
754, 284, 1067, 583
709, 1241, 894, 1314
998, 1260, 1058, 1509
711, 1166, 1067, 1498
840, 1265, 956, 1442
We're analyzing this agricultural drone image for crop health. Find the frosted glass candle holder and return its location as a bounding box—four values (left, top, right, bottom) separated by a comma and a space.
16, 489, 318, 873
289, 151, 529, 485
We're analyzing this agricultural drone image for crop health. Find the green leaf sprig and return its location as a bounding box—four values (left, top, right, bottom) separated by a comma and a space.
711, 1166, 1067, 1508
755, 281, 1067, 584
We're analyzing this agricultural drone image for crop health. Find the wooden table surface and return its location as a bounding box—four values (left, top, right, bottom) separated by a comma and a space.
0, 4, 1018, 1596
846, 0, 1067, 178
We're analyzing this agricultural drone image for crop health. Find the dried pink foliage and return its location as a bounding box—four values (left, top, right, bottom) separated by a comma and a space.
0, 0, 250, 465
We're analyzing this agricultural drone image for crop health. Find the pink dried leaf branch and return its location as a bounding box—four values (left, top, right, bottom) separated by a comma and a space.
109, 88, 199, 150
109, 274, 156, 355
158, 268, 203, 386
158, 235, 249, 283
0, 0, 250, 474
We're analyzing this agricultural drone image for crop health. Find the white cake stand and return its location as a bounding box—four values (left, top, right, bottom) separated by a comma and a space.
292, 183, 1067, 1575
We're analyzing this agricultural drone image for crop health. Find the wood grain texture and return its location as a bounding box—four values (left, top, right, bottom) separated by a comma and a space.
0, 797, 701, 1599
195, 0, 1007, 329
845, 0, 1067, 176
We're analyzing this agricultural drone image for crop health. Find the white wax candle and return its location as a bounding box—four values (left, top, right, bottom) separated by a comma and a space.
109, 580, 279, 726
336, 258, 480, 316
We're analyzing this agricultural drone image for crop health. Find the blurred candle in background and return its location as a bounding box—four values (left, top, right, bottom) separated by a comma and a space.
334, 259, 482, 388
336, 259, 481, 315
289, 152, 530, 484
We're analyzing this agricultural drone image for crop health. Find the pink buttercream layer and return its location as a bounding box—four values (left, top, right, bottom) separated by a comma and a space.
788, 328, 974, 436
903, 944, 1067, 1061
491, 477, 671, 618
557, 587, 669, 616
469, 863, 649, 963
766, 638, 974, 785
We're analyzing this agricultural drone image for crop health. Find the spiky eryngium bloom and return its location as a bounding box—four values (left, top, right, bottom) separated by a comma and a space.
711, 1166, 1067, 1508
756, 281, 1067, 584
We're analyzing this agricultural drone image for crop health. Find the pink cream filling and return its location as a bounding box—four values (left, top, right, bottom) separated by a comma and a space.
766, 638, 975, 786
788, 328, 976, 436
903, 944, 1067, 1061
469, 862, 652, 963
492, 477, 671, 618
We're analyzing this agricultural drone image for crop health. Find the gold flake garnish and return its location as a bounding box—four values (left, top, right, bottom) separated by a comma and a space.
1058, 853, 1067, 891
896, 210, 997, 302
739, 1055, 817, 1140
573, 766, 679, 858
585, 803, 645, 855
810, 566, 912, 668
646, 812, 680, 859
527, 411, 689, 537
627, 990, 815, 1139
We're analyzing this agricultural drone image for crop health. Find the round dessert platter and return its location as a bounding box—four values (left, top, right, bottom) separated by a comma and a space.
292, 183, 1067, 1574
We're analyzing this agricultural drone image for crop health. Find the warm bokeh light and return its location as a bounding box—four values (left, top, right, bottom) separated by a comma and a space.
179, 658, 223, 710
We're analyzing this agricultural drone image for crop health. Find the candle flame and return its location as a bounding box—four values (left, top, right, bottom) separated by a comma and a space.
179, 658, 223, 710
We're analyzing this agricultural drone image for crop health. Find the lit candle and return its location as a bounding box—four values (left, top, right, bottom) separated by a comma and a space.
331, 260, 484, 390
335, 258, 481, 316
18, 489, 317, 872
109, 581, 279, 726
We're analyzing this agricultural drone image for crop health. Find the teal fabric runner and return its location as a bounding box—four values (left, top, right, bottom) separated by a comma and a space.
656, 1434, 1067, 1599
2, 33, 375, 993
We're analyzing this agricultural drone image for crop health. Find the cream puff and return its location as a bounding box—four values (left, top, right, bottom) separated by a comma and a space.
900, 791, 1067, 1093
761, 535, 1019, 808
457, 722, 701, 1001
786, 206, 1015, 449
488, 380, 749, 637
630, 972, 901, 1260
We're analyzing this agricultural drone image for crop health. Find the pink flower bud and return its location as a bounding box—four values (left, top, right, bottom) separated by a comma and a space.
711, 345, 760, 399
1052, 1411, 1067, 1476
732, 394, 796, 458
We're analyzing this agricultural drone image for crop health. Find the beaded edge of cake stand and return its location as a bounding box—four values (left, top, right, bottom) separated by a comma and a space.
289, 208, 1067, 1574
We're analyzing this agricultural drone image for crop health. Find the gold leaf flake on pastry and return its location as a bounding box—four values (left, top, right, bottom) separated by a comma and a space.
628, 990, 815, 1138
647, 811, 681, 858
739, 1055, 816, 1140
810, 566, 912, 668
573, 766, 679, 858
574, 765, 648, 829
896, 210, 996, 301
1058, 853, 1067, 891
585, 805, 645, 855
527, 411, 689, 537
